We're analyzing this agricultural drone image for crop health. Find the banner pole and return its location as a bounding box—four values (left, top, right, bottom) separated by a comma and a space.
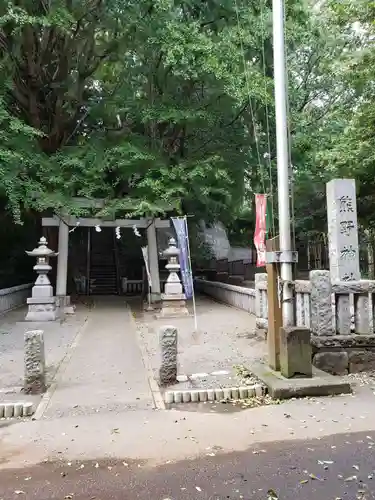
184, 216, 198, 331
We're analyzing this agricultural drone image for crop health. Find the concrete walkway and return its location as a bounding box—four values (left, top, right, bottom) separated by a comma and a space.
41, 297, 154, 419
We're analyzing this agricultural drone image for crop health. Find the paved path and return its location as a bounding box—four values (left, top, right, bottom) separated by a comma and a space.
41, 297, 154, 419
0, 431, 374, 499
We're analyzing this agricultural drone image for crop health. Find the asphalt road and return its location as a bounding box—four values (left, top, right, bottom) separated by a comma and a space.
1, 431, 375, 499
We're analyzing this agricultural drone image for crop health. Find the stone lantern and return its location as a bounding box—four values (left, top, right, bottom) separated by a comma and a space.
25, 236, 58, 321
159, 237, 189, 318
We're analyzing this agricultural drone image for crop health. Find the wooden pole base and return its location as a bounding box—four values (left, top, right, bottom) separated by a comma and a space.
266, 236, 282, 371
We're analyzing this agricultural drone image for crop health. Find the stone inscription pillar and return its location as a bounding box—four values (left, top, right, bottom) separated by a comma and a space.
326, 179, 360, 282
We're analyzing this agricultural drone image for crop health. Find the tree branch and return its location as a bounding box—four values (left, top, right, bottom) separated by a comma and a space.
190, 103, 248, 155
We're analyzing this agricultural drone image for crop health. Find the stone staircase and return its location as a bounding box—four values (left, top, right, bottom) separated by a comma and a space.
89, 229, 119, 295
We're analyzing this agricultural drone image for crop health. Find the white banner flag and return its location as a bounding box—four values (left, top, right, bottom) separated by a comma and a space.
141, 246, 152, 288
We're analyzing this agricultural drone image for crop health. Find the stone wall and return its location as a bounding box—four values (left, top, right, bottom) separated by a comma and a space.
196, 273, 375, 374
0, 283, 32, 315
195, 279, 256, 315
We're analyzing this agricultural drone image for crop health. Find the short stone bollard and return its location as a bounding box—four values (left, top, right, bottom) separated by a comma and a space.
159, 325, 177, 386
280, 326, 312, 379
24, 330, 46, 394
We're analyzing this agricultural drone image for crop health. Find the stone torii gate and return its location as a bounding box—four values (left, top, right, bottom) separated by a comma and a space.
42, 213, 170, 308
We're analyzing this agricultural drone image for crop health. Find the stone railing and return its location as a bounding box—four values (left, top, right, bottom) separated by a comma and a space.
195, 278, 256, 314
253, 271, 375, 336
295, 280, 311, 329
255, 275, 313, 331
197, 271, 375, 336
0, 283, 32, 315
196, 271, 375, 373
254, 274, 268, 330
331, 280, 375, 335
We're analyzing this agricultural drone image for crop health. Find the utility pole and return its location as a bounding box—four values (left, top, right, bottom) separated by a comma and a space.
272, 0, 294, 326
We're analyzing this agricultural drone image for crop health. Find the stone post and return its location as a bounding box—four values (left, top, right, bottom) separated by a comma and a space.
25, 237, 58, 321
159, 238, 189, 318
310, 270, 334, 336
159, 325, 177, 385
24, 330, 46, 394
280, 326, 312, 378
326, 179, 360, 282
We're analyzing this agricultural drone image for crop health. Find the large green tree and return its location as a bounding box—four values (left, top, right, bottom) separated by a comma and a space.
0, 0, 277, 223
2, 0, 373, 245
289, 0, 375, 235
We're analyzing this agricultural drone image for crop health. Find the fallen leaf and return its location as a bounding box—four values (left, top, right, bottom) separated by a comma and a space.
14, 492, 25, 496
309, 473, 322, 481
64, 496, 73, 500
195, 486, 202, 492
299, 479, 309, 484
111, 428, 120, 434
267, 489, 279, 499
344, 476, 357, 482
122, 462, 129, 467
353, 465, 360, 470
95, 463, 99, 468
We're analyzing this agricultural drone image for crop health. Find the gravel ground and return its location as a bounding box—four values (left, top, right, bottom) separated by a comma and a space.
131, 296, 265, 388
162, 371, 256, 392
346, 370, 375, 389
0, 305, 88, 400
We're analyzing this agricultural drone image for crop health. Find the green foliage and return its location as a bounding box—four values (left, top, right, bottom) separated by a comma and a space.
286, 0, 375, 236
0, 0, 373, 243
0, 0, 276, 223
